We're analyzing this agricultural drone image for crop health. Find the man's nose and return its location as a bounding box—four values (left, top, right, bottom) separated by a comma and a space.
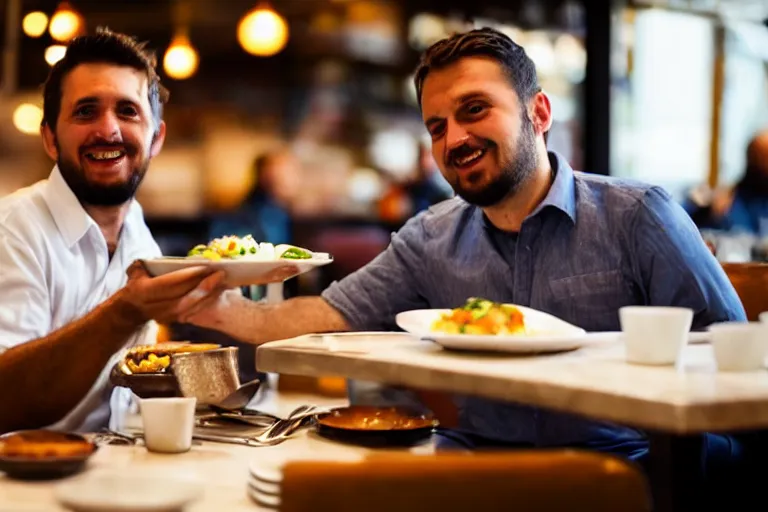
92, 111, 121, 141
445, 119, 470, 153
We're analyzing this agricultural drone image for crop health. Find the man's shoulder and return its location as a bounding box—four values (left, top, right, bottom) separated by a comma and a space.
0, 181, 51, 240
409, 197, 476, 239
572, 171, 673, 213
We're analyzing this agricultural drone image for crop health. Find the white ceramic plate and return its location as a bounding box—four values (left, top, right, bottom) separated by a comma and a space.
141, 255, 333, 287
395, 306, 588, 353
55, 472, 202, 512
247, 484, 280, 509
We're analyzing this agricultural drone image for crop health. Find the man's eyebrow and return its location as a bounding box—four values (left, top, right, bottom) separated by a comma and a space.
72, 96, 99, 108
456, 92, 487, 104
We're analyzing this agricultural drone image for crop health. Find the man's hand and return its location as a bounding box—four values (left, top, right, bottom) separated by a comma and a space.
117, 262, 227, 325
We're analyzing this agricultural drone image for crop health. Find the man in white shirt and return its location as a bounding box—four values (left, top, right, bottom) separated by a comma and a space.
0, 28, 223, 434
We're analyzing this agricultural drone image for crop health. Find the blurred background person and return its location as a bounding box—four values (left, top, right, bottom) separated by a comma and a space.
684, 129, 768, 235
378, 142, 453, 224
209, 148, 301, 246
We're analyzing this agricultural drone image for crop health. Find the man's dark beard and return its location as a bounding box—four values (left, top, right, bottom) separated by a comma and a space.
57, 153, 146, 207
450, 113, 538, 208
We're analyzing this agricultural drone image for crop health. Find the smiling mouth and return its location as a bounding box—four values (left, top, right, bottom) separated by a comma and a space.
452, 148, 487, 169
85, 150, 126, 162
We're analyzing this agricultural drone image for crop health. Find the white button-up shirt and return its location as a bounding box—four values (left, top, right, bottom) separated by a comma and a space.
0, 166, 161, 432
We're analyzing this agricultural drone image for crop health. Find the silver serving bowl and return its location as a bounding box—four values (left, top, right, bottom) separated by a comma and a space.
170, 347, 241, 406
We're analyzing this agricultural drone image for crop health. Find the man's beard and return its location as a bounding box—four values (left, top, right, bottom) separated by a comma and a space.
449, 113, 538, 208
57, 149, 148, 207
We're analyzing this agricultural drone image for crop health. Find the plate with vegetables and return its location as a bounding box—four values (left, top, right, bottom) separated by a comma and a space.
395, 298, 588, 353
141, 235, 333, 287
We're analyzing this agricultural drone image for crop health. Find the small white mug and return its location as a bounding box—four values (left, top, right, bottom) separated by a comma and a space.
709, 322, 768, 372
139, 397, 197, 453
619, 306, 693, 365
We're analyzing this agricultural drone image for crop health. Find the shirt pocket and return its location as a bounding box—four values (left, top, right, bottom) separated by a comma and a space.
548, 270, 636, 331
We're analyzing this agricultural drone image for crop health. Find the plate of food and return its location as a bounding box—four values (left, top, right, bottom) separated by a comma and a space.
0, 430, 98, 480
140, 235, 333, 287
395, 298, 588, 353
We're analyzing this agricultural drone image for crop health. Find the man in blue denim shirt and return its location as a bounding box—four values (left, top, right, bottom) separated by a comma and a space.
184, 28, 744, 463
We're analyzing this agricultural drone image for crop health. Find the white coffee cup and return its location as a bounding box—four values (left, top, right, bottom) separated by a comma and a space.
619, 306, 693, 365
139, 397, 197, 453
709, 322, 768, 372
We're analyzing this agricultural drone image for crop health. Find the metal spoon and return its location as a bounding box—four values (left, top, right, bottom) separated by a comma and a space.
213, 378, 263, 411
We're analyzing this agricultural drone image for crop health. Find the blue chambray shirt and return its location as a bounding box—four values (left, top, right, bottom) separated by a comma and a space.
322, 152, 746, 453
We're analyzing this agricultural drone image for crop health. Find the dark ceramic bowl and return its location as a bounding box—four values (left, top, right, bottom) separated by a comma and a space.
0, 430, 98, 480
314, 406, 437, 448
109, 363, 180, 399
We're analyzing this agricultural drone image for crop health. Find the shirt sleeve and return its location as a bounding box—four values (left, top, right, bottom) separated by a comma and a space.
321, 214, 431, 331
632, 187, 746, 328
0, 229, 51, 350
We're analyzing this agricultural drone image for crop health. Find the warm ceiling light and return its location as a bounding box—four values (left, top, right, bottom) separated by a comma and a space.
237, 5, 289, 57
49, 2, 83, 42
22, 11, 48, 38
163, 34, 199, 80
13, 104, 43, 135
44, 45, 67, 66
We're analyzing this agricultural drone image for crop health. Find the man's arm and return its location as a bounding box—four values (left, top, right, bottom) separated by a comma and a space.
0, 241, 225, 434
184, 294, 350, 345
632, 187, 746, 328
185, 213, 432, 343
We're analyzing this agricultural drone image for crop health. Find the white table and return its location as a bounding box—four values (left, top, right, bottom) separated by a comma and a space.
0, 389, 433, 511
256, 332, 768, 511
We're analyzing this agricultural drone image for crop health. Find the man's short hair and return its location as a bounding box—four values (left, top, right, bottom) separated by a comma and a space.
413, 27, 541, 108
42, 27, 168, 131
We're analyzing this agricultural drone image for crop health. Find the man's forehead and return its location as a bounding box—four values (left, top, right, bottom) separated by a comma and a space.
421, 57, 513, 111
61, 63, 149, 104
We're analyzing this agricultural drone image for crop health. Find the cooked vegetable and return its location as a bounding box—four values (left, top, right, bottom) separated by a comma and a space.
431, 298, 525, 335
187, 236, 315, 261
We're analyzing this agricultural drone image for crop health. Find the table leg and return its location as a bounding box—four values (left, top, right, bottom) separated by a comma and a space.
646, 432, 704, 512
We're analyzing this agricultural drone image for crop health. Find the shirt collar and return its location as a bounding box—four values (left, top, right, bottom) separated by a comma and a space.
478, 151, 577, 231
530, 151, 577, 224
41, 165, 142, 248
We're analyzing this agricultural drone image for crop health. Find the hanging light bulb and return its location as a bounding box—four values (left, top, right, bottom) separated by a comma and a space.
13, 104, 44, 135
237, 3, 289, 57
49, 1, 83, 42
163, 33, 199, 80
22, 12, 49, 38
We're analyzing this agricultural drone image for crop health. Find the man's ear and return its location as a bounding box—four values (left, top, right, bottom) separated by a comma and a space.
149, 120, 166, 158
41, 123, 59, 162
529, 91, 553, 137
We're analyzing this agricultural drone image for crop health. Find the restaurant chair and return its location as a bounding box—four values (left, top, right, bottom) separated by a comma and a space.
279, 450, 652, 512
721, 262, 768, 321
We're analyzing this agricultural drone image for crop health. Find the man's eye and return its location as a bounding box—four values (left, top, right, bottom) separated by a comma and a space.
468, 104, 485, 115
119, 106, 138, 117
74, 106, 95, 117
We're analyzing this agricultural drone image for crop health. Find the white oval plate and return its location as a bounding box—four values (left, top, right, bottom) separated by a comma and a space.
55, 472, 202, 512
141, 255, 332, 288
395, 306, 588, 353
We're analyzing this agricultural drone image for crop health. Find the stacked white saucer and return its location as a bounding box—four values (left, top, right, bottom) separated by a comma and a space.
246, 449, 366, 509
247, 460, 282, 509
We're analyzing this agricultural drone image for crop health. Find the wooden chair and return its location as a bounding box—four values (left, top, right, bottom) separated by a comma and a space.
279, 450, 651, 512
722, 262, 768, 321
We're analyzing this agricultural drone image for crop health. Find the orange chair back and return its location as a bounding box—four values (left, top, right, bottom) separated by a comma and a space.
722, 262, 768, 321
279, 450, 651, 512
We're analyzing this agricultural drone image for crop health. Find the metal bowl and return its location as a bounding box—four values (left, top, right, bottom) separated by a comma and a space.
110, 346, 241, 406
171, 347, 240, 406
